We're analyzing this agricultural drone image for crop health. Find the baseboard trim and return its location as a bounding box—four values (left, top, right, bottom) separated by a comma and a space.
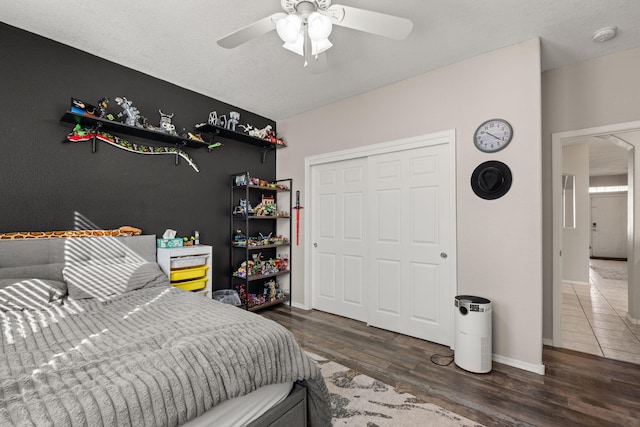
493, 354, 546, 375
291, 301, 310, 311
627, 313, 640, 325
563, 280, 590, 286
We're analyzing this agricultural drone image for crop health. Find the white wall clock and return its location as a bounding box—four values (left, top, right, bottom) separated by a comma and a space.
474, 119, 513, 153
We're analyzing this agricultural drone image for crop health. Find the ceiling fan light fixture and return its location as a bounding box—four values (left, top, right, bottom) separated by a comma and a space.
283, 35, 332, 57
311, 38, 332, 55
276, 14, 302, 43
307, 11, 332, 41
282, 37, 304, 56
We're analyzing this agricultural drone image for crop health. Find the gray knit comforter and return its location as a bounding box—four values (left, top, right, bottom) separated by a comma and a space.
0, 286, 331, 426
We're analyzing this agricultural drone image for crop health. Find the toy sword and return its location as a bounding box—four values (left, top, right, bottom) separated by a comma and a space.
292, 190, 304, 246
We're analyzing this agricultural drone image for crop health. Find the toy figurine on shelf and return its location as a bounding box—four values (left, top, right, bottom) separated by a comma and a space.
227, 111, 240, 131
235, 284, 247, 304
208, 111, 228, 128
265, 128, 287, 146
97, 97, 112, 119
258, 232, 272, 245
239, 124, 272, 139
278, 254, 289, 271
70, 98, 100, 117
233, 229, 247, 247
158, 110, 177, 136
115, 96, 144, 127
253, 195, 276, 216
263, 279, 278, 301
233, 199, 254, 216
186, 132, 205, 142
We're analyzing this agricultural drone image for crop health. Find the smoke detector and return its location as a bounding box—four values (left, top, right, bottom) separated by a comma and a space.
592, 26, 617, 43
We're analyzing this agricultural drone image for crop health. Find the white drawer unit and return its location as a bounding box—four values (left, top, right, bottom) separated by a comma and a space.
157, 245, 213, 298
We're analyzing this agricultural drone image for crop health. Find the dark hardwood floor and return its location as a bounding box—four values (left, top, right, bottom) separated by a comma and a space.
261, 305, 640, 427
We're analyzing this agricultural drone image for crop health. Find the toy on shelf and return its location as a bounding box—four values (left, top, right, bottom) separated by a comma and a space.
235, 284, 247, 303
233, 230, 289, 247
115, 96, 145, 127
233, 199, 254, 216
235, 175, 289, 190
97, 97, 110, 118
227, 111, 240, 131
263, 279, 278, 301
253, 194, 276, 216
71, 97, 114, 119
158, 110, 177, 135
232, 254, 289, 278
206, 110, 241, 131
265, 128, 286, 146
239, 124, 272, 140
183, 132, 205, 142
233, 229, 247, 247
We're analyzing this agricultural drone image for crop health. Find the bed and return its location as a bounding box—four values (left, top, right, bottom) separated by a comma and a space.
0, 234, 331, 426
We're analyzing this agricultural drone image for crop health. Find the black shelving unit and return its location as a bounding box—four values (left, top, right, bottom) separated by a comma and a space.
231, 172, 293, 311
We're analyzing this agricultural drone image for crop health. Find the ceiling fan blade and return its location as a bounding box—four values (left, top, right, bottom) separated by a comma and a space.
217, 12, 287, 49
326, 5, 413, 40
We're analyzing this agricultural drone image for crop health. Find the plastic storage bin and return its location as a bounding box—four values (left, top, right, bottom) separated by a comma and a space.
172, 277, 208, 291
169, 265, 208, 282
170, 255, 207, 269
212, 289, 242, 306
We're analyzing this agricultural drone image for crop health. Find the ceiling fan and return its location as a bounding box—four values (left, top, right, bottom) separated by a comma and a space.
217, 0, 413, 70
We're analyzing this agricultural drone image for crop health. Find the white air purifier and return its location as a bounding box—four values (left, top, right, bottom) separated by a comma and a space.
454, 295, 492, 373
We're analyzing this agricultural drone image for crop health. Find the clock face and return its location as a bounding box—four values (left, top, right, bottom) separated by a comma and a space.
474, 119, 513, 153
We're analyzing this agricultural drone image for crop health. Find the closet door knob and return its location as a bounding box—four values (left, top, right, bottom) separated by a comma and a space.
440, 252, 448, 259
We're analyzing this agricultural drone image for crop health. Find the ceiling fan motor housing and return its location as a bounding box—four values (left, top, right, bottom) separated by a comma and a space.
281, 0, 331, 14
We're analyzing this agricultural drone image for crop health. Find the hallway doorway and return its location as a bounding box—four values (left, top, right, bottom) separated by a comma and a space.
552, 121, 640, 355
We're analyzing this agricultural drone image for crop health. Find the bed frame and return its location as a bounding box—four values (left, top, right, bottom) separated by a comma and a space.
0, 234, 309, 426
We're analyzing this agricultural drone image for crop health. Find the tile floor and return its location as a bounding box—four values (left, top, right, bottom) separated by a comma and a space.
562, 259, 640, 364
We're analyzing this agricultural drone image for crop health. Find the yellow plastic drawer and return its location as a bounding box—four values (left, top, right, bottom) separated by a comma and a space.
170, 265, 208, 282
172, 277, 208, 291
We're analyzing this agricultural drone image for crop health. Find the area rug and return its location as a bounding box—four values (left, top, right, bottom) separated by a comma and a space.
308, 353, 483, 427
591, 262, 627, 281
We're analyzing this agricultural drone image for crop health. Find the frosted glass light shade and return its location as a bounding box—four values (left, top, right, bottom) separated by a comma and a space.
276, 15, 302, 43
283, 37, 332, 56
311, 38, 332, 55
282, 36, 304, 56
307, 12, 332, 41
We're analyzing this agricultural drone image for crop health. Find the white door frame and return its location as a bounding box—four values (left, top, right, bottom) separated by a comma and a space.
303, 130, 457, 314
552, 121, 638, 347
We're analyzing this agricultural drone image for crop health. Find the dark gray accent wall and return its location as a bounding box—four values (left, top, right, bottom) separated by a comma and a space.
0, 23, 276, 290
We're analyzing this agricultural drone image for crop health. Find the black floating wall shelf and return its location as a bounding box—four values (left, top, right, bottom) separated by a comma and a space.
60, 111, 208, 149
61, 111, 285, 164
196, 123, 285, 163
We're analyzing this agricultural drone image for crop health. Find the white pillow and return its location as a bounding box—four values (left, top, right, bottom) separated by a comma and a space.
63, 262, 169, 301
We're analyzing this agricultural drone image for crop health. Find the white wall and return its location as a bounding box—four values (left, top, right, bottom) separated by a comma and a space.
277, 39, 543, 371
542, 46, 640, 339
562, 143, 590, 284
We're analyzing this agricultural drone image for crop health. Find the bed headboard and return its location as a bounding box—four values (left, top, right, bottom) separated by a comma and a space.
0, 235, 157, 282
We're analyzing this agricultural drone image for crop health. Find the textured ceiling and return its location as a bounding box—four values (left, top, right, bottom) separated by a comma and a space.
2, 0, 640, 121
